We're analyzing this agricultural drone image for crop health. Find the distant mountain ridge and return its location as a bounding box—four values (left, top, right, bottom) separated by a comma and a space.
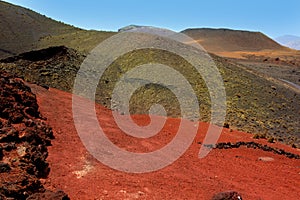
275, 35, 300, 50
118, 25, 149, 32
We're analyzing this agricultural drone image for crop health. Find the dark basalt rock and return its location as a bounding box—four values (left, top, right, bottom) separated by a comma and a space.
210, 141, 300, 159
211, 191, 242, 200
0, 71, 68, 199
0, 46, 69, 63
0, 162, 10, 173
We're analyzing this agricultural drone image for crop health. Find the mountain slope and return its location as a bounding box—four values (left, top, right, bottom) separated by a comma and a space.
0, 0, 77, 58
0, 0, 115, 59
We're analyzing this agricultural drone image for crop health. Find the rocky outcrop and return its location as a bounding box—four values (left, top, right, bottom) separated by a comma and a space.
0, 71, 69, 199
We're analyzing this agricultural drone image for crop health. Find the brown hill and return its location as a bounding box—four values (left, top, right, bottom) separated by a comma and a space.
0, 1, 115, 59
0, 1, 78, 58
182, 28, 286, 52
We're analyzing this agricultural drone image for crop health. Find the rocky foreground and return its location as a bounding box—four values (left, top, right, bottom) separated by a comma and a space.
0, 71, 69, 199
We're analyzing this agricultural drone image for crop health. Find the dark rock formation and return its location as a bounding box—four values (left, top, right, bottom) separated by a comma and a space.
0, 71, 67, 199
207, 141, 300, 159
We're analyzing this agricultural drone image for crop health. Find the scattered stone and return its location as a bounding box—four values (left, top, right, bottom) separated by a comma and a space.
40, 85, 49, 90
223, 123, 230, 128
211, 191, 242, 200
16, 146, 27, 157
258, 157, 275, 162
0, 162, 11, 173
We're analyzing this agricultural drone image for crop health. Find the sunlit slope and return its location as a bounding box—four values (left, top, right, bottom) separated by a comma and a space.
0, 1, 115, 59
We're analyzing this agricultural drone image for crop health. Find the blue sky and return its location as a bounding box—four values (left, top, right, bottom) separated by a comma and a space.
4, 0, 300, 38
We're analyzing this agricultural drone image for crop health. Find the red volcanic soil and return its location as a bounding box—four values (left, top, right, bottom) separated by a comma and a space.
28, 84, 300, 200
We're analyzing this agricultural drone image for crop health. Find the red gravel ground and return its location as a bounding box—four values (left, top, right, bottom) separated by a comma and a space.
29, 84, 300, 200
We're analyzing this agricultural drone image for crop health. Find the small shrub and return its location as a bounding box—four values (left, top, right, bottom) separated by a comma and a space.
267, 137, 275, 143
253, 133, 267, 139
223, 123, 230, 129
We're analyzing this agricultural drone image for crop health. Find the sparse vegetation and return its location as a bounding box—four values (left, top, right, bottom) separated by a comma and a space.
253, 132, 267, 139
267, 137, 275, 143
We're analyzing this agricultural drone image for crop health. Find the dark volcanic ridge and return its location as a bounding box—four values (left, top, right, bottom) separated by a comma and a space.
0, 71, 69, 199
1, 46, 73, 63
0, 46, 85, 92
